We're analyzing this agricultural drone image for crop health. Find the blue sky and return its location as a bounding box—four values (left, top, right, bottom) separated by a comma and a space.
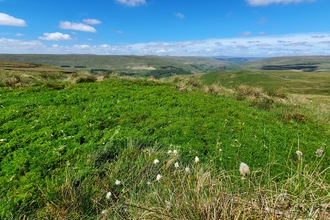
0, 0, 329, 56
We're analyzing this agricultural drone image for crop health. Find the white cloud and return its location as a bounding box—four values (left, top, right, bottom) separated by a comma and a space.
73, 44, 91, 49
39, 32, 72, 41
246, 0, 315, 6
318, 41, 330, 45
240, 31, 252, 36
0, 38, 45, 53
175, 12, 185, 19
115, 0, 147, 7
15, 33, 24, 37
59, 21, 97, 33
83, 19, 102, 25
0, 13, 26, 26
2, 32, 330, 56
311, 35, 327, 38
110, 30, 123, 34
285, 41, 313, 47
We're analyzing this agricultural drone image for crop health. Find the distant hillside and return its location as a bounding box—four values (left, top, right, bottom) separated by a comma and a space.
0, 54, 231, 77
241, 56, 330, 72
213, 56, 264, 64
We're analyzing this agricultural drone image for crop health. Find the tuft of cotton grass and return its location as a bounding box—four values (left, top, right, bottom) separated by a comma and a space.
239, 162, 250, 177
153, 159, 160, 165
194, 156, 200, 164
185, 166, 191, 174
296, 150, 303, 159
105, 191, 112, 199
316, 149, 323, 157
174, 162, 179, 168
115, 179, 121, 185
173, 150, 178, 155
165, 201, 172, 210
156, 174, 162, 181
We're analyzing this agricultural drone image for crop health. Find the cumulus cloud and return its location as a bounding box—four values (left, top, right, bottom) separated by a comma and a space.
285, 41, 313, 47
240, 31, 252, 36
39, 32, 72, 41
115, 0, 147, 7
318, 41, 330, 45
311, 35, 326, 38
59, 21, 97, 32
175, 12, 185, 19
0, 13, 26, 26
256, 43, 271, 47
2, 32, 330, 56
246, 0, 315, 6
0, 38, 45, 53
83, 19, 102, 25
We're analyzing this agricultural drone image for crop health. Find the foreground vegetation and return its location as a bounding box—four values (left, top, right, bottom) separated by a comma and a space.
1, 63, 330, 218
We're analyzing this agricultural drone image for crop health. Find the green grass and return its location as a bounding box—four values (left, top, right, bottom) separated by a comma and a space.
201, 70, 330, 95
0, 54, 229, 76
241, 56, 330, 72
1, 70, 330, 218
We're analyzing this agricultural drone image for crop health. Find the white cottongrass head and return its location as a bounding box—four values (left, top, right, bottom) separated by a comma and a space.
296, 150, 303, 158
167, 150, 172, 154
101, 210, 107, 215
316, 149, 323, 157
185, 166, 191, 174
106, 191, 112, 199
156, 174, 162, 181
165, 201, 172, 209
174, 162, 179, 168
153, 159, 160, 164
194, 156, 200, 163
173, 150, 178, 155
239, 162, 250, 176
115, 179, 121, 185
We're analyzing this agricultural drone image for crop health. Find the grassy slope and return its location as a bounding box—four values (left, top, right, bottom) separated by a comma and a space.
201, 70, 330, 95
0, 60, 73, 73
241, 56, 330, 71
1, 72, 329, 218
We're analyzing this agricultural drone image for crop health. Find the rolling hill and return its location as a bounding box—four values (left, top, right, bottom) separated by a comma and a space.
0, 54, 231, 77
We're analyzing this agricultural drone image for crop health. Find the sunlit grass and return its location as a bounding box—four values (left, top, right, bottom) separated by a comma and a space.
1, 70, 329, 219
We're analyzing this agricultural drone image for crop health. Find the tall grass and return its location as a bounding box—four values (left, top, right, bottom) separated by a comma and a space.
32, 143, 329, 219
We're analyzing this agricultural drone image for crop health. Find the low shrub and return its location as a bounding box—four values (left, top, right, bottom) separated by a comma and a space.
234, 85, 263, 100
75, 75, 97, 83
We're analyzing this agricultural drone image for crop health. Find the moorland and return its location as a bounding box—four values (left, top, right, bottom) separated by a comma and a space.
0, 54, 329, 219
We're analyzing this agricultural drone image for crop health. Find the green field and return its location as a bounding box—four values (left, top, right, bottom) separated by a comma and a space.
0, 54, 231, 77
1, 58, 330, 219
201, 70, 330, 95
241, 56, 330, 72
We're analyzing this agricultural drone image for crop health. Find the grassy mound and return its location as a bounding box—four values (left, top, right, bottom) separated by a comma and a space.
0, 73, 329, 218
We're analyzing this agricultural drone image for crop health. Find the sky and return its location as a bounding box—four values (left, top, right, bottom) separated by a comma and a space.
0, 0, 330, 57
